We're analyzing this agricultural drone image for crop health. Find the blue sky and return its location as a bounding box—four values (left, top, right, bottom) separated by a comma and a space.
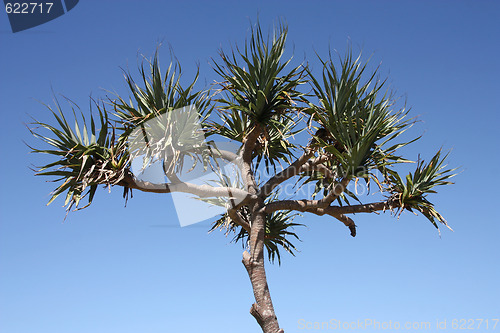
1, 1, 499, 332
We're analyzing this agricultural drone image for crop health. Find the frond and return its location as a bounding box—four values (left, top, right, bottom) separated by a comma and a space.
306, 47, 416, 181
111, 50, 214, 178
387, 149, 457, 231
214, 21, 304, 125
28, 98, 129, 213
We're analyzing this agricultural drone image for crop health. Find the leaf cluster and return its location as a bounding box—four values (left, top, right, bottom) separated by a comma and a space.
29, 99, 128, 212
212, 22, 305, 170
387, 150, 457, 230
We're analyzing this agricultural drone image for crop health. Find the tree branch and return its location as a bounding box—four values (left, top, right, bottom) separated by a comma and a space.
228, 208, 251, 233
259, 149, 315, 198
262, 198, 321, 214
261, 199, 399, 237
240, 126, 262, 195
318, 178, 350, 207
208, 146, 241, 166
302, 162, 337, 180
261, 198, 357, 236
325, 201, 398, 215
120, 172, 256, 202
333, 213, 357, 237
262, 199, 397, 216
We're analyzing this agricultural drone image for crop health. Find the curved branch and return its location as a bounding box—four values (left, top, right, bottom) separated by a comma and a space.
302, 162, 337, 180
120, 172, 256, 202
262, 199, 397, 216
228, 208, 251, 233
261, 199, 399, 237
318, 178, 350, 207
333, 213, 357, 237
259, 149, 315, 198
261, 198, 357, 236
208, 146, 242, 166
326, 201, 398, 215
262, 198, 321, 214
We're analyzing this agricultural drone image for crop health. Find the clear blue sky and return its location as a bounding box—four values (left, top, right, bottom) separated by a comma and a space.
1, 1, 499, 332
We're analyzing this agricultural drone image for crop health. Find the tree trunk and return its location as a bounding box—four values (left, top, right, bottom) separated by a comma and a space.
242, 207, 284, 333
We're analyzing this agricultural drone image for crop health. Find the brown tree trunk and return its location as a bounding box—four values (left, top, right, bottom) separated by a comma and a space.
242, 206, 284, 333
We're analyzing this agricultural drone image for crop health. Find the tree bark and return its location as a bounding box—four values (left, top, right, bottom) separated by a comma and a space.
242, 206, 284, 333
238, 125, 284, 332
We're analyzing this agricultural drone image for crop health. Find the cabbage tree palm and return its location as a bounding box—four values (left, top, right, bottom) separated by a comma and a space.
29, 22, 455, 333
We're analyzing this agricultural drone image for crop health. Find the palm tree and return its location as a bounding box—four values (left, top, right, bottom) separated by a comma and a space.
29, 21, 455, 333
